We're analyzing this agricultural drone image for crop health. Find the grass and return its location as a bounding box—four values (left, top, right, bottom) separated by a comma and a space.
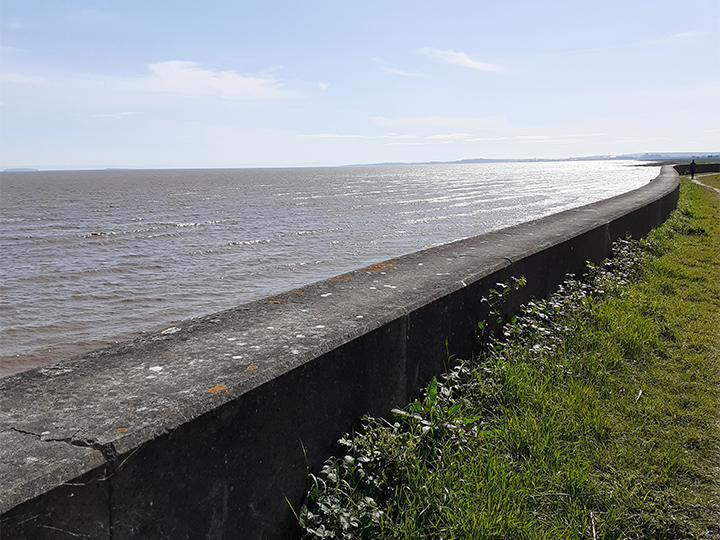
695, 173, 720, 190
298, 176, 720, 540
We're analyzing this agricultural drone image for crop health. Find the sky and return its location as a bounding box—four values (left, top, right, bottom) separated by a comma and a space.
1, 1, 719, 170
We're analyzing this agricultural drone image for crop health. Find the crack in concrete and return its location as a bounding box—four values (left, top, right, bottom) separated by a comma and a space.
59, 437, 119, 463
10, 426, 119, 462
9, 426, 43, 439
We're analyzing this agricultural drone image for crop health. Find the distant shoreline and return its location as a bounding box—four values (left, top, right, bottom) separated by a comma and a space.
347, 152, 720, 167
3, 152, 718, 173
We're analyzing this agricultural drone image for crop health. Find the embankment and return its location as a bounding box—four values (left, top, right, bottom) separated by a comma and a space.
0, 165, 679, 539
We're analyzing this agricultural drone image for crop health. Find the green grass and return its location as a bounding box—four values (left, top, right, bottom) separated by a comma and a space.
298, 177, 720, 540
696, 173, 720, 190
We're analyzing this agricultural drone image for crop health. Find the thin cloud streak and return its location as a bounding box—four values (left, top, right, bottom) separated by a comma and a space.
302, 131, 602, 147
379, 134, 421, 139
0, 72, 48, 85
92, 112, 139, 119
381, 66, 420, 76
1, 61, 298, 101
426, 133, 473, 141
417, 47, 508, 72
371, 115, 511, 132
306, 117, 612, 150
373, 58, 421, 77
303, 133, 368, 139
126, 61, 296, 100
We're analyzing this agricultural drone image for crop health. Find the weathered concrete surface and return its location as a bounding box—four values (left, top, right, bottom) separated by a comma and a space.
0, 166, 679, 539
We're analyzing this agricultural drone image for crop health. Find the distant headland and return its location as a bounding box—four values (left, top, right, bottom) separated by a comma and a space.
349, 152, 720, 167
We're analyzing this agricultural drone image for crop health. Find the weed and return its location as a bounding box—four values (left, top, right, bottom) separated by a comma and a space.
298, 177, 720, 539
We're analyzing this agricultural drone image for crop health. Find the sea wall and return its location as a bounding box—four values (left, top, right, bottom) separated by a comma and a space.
0, 165, 680, 539
673, 162, 720, 175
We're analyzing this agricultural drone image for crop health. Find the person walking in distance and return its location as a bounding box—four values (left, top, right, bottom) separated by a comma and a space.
689, 159, 697, 180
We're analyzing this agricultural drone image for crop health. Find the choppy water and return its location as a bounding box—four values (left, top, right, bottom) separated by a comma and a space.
0, 161, 659, 376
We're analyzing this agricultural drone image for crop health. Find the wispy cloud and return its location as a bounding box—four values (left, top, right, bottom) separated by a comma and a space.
303, 133, 367, 138
386, 133, 474, 146
0, 72, 47, 85
371, 116, 510, 132
369, 117, 606, 147
417, 47, 507, 72
382, 66, 420, 76
467, 135, 550, 143
379, 134, 421, 140
1, 61, 298, 101
426, 132, 473, 141
386, 140, 445, 146
373, 58, 421, 77
467, 133, 607, 145
131, 61, 296, 100
92, 111, 139, 119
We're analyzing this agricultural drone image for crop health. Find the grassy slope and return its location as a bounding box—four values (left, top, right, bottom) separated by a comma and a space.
299, 177, 720, 540
696, 173, 720, 190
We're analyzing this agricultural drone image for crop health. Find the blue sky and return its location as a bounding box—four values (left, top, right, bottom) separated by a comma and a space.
1, 1, 718, 169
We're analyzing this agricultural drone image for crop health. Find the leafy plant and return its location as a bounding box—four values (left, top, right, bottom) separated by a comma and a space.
297, 178, 720, 539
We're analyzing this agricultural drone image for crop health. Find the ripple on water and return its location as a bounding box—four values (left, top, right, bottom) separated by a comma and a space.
0, 161, 660, 374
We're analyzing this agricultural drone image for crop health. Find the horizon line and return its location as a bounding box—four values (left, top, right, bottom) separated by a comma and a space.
3, 151, 718, 173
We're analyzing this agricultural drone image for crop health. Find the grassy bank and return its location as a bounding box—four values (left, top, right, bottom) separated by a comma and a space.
297, 176, 720, 539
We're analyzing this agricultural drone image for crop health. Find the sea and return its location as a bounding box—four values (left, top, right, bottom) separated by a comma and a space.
0, 161, 660, 377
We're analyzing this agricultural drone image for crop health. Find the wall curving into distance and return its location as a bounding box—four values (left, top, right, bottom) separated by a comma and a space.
0, 165, 680, 539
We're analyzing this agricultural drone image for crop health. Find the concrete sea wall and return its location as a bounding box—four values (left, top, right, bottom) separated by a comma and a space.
1, 165, 680, 539
673, 162, 720, 175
